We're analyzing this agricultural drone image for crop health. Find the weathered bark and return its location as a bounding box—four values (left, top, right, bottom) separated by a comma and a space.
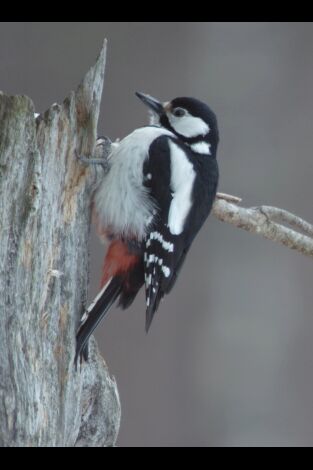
0, 40, 121, 447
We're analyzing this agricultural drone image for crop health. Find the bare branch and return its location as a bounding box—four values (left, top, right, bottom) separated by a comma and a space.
216, 192, 242, 204
213, 198, 313, 258
253, 205, 313, 238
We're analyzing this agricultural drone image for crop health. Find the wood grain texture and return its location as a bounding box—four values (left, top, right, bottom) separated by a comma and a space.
0, 40, 121, 447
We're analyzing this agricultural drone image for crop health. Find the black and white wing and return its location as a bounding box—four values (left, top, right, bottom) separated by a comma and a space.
143, 136, 198, 331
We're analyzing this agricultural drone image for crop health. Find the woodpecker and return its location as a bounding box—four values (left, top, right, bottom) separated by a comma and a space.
75, 92, 219, 365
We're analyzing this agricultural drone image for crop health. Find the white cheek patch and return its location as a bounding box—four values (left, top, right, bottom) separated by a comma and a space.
168, 141, 196, 235
190, 142, 211, 155
168, 113, 209, 138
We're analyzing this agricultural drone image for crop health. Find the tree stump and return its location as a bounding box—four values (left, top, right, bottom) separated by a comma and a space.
0, 40, 121, 447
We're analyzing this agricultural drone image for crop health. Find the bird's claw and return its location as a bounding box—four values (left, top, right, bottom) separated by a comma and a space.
74, 135, 113, 169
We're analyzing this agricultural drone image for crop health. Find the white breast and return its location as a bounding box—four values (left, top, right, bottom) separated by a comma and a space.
94, 126, 174, 240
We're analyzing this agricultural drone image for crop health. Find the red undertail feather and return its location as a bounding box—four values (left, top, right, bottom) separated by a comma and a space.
100, 240, 139, 288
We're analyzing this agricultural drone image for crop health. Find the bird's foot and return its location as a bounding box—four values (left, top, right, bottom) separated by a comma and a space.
75, 136, 113, 170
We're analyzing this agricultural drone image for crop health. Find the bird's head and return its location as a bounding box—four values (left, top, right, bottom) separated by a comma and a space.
136, 92, 219, 156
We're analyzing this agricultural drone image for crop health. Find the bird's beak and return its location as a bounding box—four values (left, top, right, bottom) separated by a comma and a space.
135, 92, 164, 116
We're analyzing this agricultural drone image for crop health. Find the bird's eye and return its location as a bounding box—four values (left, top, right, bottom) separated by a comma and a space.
173, 107, 185, 117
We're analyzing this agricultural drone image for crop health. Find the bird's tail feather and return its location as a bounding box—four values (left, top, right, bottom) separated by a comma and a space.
75, 276, 123, 368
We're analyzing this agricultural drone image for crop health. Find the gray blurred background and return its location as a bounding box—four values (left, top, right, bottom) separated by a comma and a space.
1, 22, 313, 446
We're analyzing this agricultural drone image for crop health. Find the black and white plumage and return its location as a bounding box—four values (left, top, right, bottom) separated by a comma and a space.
75, 92, 219, 365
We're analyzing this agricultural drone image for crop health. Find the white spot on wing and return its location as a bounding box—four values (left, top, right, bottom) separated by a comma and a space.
162, 266, 171, 277
162, 239, 174, 252
168, 141, 196, 235
148, 254, 155, 264
149, 231, 174, 252
190, 141, 211, 155
146, 255, 158, 265
145, 274, 152, 287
